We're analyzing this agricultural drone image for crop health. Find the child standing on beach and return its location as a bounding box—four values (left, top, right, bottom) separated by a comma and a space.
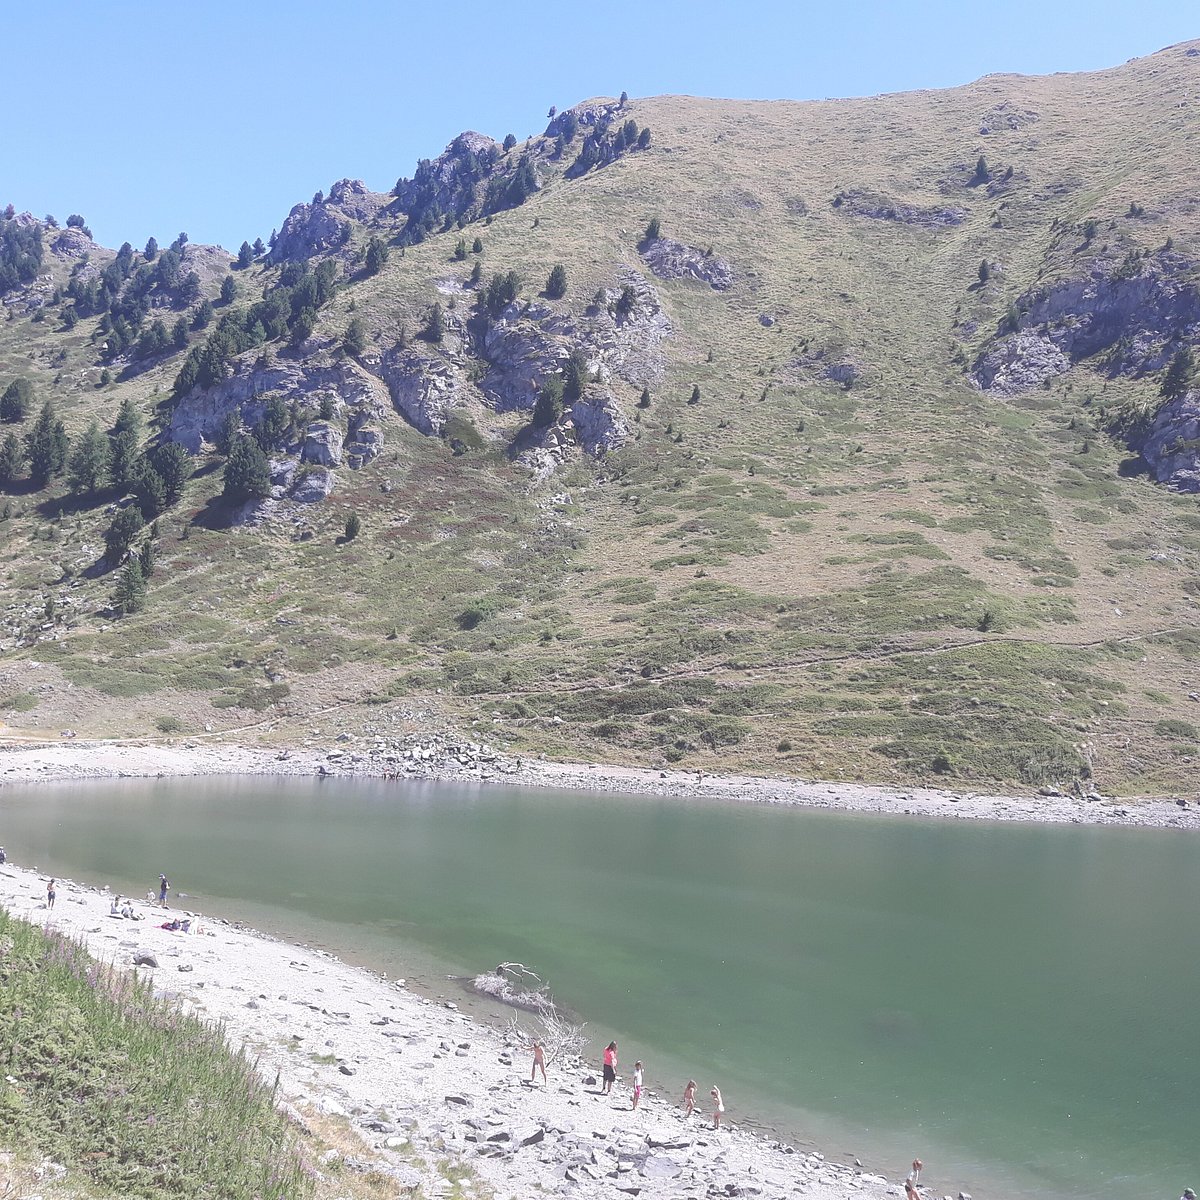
46, 878, 56, 909
632, 1061, 644, 1110
530, 1040, 546, 1084
710, 1085, 724, 1128
601, 1041, 618, 1094
682, 1079, 696, 1116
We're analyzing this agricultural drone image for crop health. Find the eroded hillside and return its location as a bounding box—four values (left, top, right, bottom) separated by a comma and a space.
2, 43, 1200, 795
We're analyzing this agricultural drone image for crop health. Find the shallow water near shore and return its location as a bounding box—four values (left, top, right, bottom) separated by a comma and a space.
1, 774, 1195, 1199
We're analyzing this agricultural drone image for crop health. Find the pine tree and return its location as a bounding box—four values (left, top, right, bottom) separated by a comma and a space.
563, 350, 588, 402
149, 441, 190, 501
0, 432, 24, 484
192, 299, 214, 330
109, 430, 140, 493
68, 420, 111, 494
219, 275, 236, 305
172, 317, 189, 349
423, 302, 445, 343
113, 397, 143, 439
637, 126, 652, 150
344, 512, 361, 541
104, 505, 144, 561
619, 90, 629, 106
143, 236, 158, 260
138, 538, 156, 579
343, 317, 366, 357
236, 241, 254, 269
26, 400, 68, 485
472, 237, 483, 254
533, 377, 564, 426
365, 236, 389, 275
453, 238, 467, 261
545, 264, 568, 299
469, 260, 483, 286
0, 377, 33, 422
1162, 345, 1196, 399
222, 434, 271, 504
978, 259, 991, 284
688, 384, 701, 405
503, 133, 517, 151
642, 217, 661, 246
637, 386, 651, 409
972, 155, 989, 185
113, 556, 146, 614
136, 464, 167, 518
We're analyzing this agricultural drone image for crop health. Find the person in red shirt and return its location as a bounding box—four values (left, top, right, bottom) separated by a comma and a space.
601, 1041, 618, 1094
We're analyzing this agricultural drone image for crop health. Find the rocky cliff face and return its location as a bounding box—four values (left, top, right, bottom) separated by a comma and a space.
1135, 390, 1200, 492
973, 251, 1200, 396
270, 180, 389, 263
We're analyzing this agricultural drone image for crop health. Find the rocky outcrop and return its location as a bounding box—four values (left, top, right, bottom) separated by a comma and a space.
640, 237, 732, 291
832, 188, 966, 229
583, 270, 672, 385
481, 303, 570, 411
974, 252, 1200, 394
544, 99, 624, 139
380, 347, 473, 434
973, 330, 1071, 394
270, 181, 387, 263
1137, 390, 1200, 492
345, 423, 384, 468
302, 422, 344, 467
169, 358, 381, 452
569, 385, 630, 455
978, 102, 1039, 135
50, 227, 97, 258
292, 467, 336, 504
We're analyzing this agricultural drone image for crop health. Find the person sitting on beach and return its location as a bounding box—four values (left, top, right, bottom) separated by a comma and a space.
601, 1041, 618, 1094
710, 1085, 724, 1129
530, 1039, 546, 1084
122, 900, 140, 920
0, 846, 7, 864
632, 1061, 644, 1110
682, 1079, 696, 1117
110, 896, 122, 916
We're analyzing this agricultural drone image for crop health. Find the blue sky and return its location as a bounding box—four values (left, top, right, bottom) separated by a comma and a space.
2, 1, 1194, 251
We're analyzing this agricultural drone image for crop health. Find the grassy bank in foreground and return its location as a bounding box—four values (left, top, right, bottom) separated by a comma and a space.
0, 907, 310, 1200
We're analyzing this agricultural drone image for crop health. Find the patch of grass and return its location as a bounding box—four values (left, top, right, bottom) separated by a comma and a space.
0, 911, 310, 1200
1, 692, 38, 712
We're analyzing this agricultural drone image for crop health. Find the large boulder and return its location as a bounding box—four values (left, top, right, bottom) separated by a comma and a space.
302, 422, 344, 467
291, 467, 335, 504
380, 347, 468, 434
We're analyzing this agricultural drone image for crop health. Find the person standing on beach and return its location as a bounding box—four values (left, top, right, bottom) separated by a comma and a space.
601, 1041, 618, 1094
530, 1040, 546, 1084
906, 1160, 923, 1186
632, 1061, 644, 1110
159, 874, 170, 906
46, 878, 56, 909
710, 1085, 724, 1128
682, 1079, 696, 1116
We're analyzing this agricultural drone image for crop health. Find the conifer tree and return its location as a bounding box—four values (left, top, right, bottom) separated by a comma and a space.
219, 275, 237, 305
222, 434, 271, 504
25, 400, 68, 485
642, 217, 661, 246
192, 299, 214, 330
236, 241, 254, 269
533, 377, 564, 426
344, 512, 361, 541
503, 133, 517, 151
252, 237, 266, 258
365, 236, 389, 275
469, 259, 483, 286
343, 317, 367, 357
172, 316, 189, 348
423, 302, 445, 343
113, 556, 146, 614
688, 384, 701, 405
637, 126, 652, 150
143, 236, 158, 260
1162, 345, 1196, 400
113, 397, 143, 439
109, 430, 140, 493
0, 377, 32, 423
453, 238, 467, 261
138, 538, 156, 579
545, 264, 568, 299
149, 441, 190, 502
637, 386, 651, 409
104, 505, 144, 562
68, 420, 111, 495
563, 350, 588, 402
978, 259, 991, 284
0, 432, 24, 484
472, 237, 483, 254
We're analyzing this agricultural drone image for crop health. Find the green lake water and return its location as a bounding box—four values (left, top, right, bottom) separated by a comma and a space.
0, 775, 1195, 1199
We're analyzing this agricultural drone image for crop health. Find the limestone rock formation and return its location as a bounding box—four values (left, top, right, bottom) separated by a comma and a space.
640, 236, 733, 291
1138, 390, 1200, 492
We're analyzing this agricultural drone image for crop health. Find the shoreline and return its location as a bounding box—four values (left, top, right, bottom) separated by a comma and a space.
2, 734, 1199, 831
0, 858, 906, 1200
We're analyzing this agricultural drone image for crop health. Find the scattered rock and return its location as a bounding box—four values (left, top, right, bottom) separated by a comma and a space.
132, 951, 158, 967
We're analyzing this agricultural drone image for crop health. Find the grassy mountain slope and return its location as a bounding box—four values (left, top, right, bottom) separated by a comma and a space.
2, 42, 1200, 795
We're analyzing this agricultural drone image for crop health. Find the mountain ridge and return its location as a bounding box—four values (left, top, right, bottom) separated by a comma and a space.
2, 40, 1200, 796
